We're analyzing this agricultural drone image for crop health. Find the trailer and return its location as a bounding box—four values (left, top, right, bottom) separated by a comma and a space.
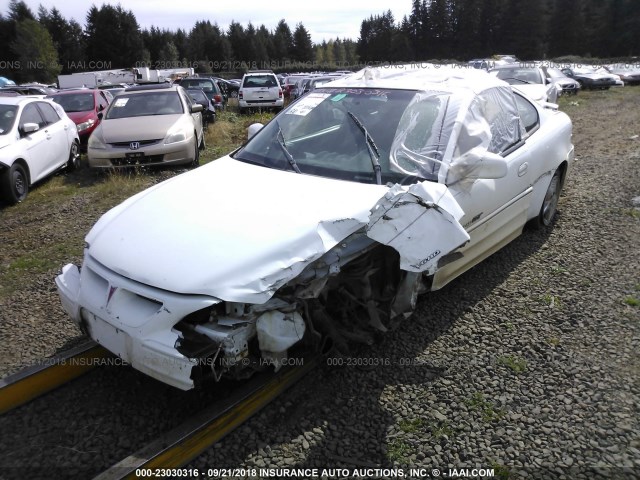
58, 68, 171, 89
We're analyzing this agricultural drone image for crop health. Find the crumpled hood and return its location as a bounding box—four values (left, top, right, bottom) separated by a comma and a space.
87, 157, 390, 302
100, 115, 181, 142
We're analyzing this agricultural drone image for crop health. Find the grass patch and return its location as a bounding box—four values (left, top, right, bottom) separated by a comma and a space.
465, 392, 505, 422
387, 439, 411, 464
498, 355, 528, 373
431, 420, 454, 438
491, 461, 511, 480
398, 418, 423, 433
624, 296, 639, 307
502, 321, 515, 331
547, 337, 561, 346
201, 110, 275, 165
539, 293, 563, 309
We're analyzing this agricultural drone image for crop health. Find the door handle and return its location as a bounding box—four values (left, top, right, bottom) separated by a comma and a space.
518, 162, 528, 177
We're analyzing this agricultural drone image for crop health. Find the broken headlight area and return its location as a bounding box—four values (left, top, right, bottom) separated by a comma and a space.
174, 233, 428, 386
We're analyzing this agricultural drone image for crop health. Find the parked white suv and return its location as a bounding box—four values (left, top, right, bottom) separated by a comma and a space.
238, 70, 283, 113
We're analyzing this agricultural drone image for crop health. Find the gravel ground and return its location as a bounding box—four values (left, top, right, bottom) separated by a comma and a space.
0, 89, 639, 480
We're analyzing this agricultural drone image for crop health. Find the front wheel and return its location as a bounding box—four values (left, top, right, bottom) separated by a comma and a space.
533, 168, 562, 229
0, 162, 29, 205
191, 138, 200, 168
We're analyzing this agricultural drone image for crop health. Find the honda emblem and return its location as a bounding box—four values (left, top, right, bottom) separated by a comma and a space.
130, 141, 140, 150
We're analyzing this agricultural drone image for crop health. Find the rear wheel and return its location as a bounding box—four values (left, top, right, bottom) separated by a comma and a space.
66, 141, 81, 170
533, 168, 562, 229
0, 162, 29, 205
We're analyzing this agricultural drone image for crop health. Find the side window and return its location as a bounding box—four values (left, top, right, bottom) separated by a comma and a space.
20, 103, 46, 129
482, 89, 522, 154
99, 92, 110, 109
37, 102, 61, 125
513, 94, 539, 135
179, 90, 193, 110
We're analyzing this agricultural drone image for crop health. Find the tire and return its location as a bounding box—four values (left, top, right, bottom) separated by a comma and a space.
1, 162, 29, 205
533, 168, 562, 229
191, 138, 200, 167
67, 141, 81, 171
199, 132, 206, 151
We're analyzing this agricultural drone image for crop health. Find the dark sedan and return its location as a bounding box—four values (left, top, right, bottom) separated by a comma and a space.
186, 88, 216, 128
561, 66, 617, 90
604, 65, 640, 85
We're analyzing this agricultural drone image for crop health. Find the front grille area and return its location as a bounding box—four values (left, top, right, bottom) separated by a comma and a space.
111, 154, 164, 166
108, 139, 162, 148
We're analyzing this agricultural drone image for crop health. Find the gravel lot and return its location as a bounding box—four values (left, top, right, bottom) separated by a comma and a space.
0, 89, 639, 480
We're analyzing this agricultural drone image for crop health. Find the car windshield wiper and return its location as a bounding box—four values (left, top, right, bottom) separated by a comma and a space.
347, 111, 382, 185
275, 120, 302, 174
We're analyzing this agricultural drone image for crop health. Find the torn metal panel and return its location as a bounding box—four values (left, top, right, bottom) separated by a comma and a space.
366, 183, 470, 274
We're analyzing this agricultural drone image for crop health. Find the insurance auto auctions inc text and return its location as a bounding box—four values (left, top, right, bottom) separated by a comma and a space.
207, 467, 495, 478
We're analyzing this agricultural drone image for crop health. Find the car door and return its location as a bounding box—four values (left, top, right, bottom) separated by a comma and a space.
36, 101, 69, 174
432, 89, 533, 290
180, 89, 203, 146
17, 103, 56, 183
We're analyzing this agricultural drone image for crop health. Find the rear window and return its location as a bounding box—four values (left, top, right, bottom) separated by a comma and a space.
180, 79, 216, 93
48, 93, 96, 112
106, 91, 183, 119
243, 75, 278, 88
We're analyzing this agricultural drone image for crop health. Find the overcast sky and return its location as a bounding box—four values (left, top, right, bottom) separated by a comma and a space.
1, 0, 411, 43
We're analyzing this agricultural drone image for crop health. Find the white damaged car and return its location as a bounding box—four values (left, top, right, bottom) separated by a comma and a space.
56, 65, 574, 390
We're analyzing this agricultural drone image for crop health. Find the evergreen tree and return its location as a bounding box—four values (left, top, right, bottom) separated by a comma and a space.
84, 4, 145, 68
292, 23, 313, 62
11, 18, 61, 82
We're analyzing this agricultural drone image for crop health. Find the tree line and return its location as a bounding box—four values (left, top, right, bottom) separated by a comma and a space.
358, 0, 640, 62
1, 0, 638, 84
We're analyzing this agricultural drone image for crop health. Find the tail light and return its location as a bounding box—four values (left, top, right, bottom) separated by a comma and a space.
239, 91, 243, 99
278, 89, 283, 98
214, 94, 222, 103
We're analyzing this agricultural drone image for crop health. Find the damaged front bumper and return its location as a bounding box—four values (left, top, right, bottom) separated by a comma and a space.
56, 179, 471, 390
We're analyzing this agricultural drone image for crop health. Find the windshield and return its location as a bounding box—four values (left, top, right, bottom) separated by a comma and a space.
0, 105, 18, 134
105, 91, 183, 119
48, 93, 95, 112
546, 68, 566, 79
491, 68, 543, 84
181, 79, 217, 94
233, 87, 450, 184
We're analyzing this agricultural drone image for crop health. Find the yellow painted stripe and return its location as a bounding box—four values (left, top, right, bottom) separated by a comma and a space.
118, 357, 319, 479
0, 344, 108, 414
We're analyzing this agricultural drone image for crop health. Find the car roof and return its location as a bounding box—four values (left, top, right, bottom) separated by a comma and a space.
124, 83, 177, 93
48, 88, 99, 95
324, 64, 509, 95
0, 95, 50, 106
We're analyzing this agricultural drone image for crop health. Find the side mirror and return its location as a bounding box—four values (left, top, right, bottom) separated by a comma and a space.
21, 122, 39, 134
97, 112, 103, 120
98, 104, 105, 112
248, 123, 264, 140
448, 150, 508, 184
191, 104, 204, 113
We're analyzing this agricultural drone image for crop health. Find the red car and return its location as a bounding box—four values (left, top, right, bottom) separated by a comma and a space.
46, 89, 112, 148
